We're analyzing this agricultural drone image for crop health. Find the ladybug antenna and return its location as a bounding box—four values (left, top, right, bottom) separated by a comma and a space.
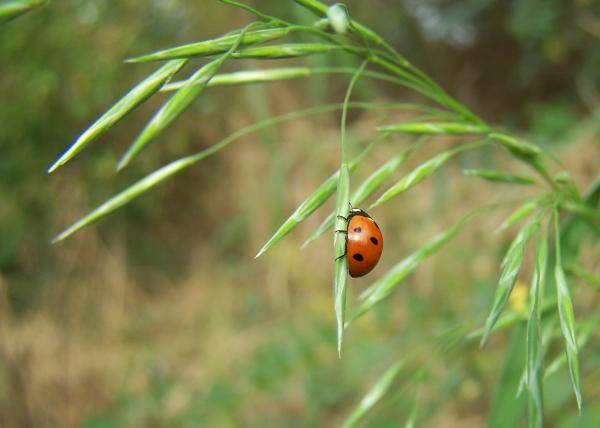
348, 201, 354, 210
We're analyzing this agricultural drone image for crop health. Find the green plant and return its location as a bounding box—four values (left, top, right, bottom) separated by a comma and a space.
0, 0, 47, 23
48, 1, 599, 426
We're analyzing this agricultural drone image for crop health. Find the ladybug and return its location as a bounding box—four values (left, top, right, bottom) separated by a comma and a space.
336, 208, 383, 278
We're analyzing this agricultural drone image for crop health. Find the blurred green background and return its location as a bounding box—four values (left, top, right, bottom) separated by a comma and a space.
1, 1, 599, 427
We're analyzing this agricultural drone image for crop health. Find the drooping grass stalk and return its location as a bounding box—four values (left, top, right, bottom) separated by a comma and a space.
463, 169, 538, 186
48, 59, 188, 173
480, 215, 543, 346
163, 66, 449, 108
333, 60, 368, 355
525, 222, 548, 428
54, 101, 405, 243
125, 26, 295, 63
496, 194, 551, 232
553, 208, 582, 411
117, 23, 262, 170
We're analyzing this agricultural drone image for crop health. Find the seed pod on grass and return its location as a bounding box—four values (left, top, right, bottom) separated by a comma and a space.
378, 121, 489, 135
126, 27, 294, 62
231, 43, 343, 59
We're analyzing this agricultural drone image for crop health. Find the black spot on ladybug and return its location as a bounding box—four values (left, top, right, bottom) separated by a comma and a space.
352, 253, 364, 262
353, 227, 362, 233
370, 237, 379, 245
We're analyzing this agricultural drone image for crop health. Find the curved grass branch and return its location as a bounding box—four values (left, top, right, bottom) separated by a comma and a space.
333, 60, 368, 355
117, 23, 261, 170
53, 101, 415, 243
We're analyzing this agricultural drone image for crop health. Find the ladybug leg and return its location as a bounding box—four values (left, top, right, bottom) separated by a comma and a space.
334, 252, 346, 262
335, 229, 347, 234
336, 215, 348, 222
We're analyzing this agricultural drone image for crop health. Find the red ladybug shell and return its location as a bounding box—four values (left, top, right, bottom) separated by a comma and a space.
346, 209, 383, 278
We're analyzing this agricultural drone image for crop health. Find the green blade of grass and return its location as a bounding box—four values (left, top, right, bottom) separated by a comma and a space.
370, 139, 488, 208
231, 43, 344, 59
526, 223, 548, 428
48, 59, 187, 173
377, 121, 489, 135
51, 157, 196, 243
162, 67, 312, 91
544, 318, 597, 379
126, 26, 293, 62
480, 218, 541, 346
342, 361, 404, 428
302, 136, 424, 248
349, 209, 480, 324
333, 161, 350, 355
467, 299, 555, 341
0, 0, 47, 23
162, 67, 460, 105
255, 138, 377, 259
463, 169, 537, 186
553, 209, 582, 412
489, 132, 541, 158
496, 195, 549, 232
117, 58, 227, 170
117, 25, 261, 170
333, 60, 367, 355
52, 101, 413, 243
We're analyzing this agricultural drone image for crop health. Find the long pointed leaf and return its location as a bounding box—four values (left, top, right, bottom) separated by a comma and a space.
342, 361, 404, 428
378, 121, 489, 135
334, 164, 350, 355
526, 223, 548, 428
48, 59, 187, 173
231, 43, 343, 59
52, 157, 196, 243
117, 57, 226, 170
333, 60, 366, 355
370, 140, 487, 208
553, 209, 582, 411
496, 195, 549, 232
463, 169, 537, 186
489, 132, 540, 158
126, 27, 293, 62
117, 24, 262, 170
162, 67, 312, 91
481, 217, 541, 346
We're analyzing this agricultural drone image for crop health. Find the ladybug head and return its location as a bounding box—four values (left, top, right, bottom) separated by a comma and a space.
349, 207, 372, 219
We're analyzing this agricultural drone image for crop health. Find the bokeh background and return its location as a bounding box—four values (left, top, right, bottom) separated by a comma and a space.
1, 1, 599, 427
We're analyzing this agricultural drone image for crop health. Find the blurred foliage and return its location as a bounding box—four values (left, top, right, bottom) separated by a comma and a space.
1, 0, 599, 427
